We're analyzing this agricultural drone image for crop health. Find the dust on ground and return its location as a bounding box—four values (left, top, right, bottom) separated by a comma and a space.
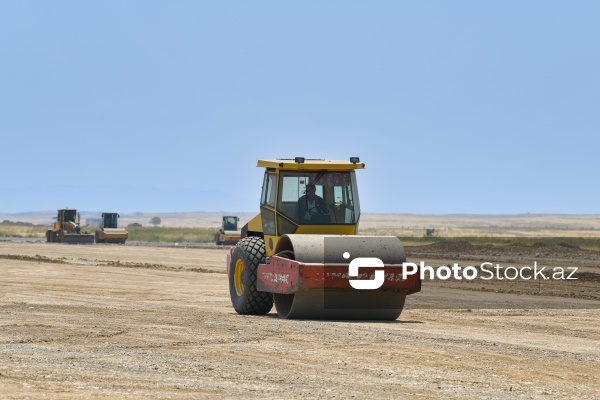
1, 242, 599, 399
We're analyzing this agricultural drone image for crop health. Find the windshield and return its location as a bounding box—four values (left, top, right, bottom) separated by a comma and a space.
278, 171, 358, 225
103, 214, 118, 228
223, 217, 237, 230
61, 210, 77, 223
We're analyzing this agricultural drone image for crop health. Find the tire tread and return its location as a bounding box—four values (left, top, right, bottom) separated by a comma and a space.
230, 237, 273, 315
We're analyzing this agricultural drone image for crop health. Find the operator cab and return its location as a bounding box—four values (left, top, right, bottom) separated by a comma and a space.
260, 167, 361, 236
58, 209, 77, 224
222, 216, 238, 231
101, 213, 120, 229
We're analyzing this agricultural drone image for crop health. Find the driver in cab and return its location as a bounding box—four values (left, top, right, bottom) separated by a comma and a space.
294, 184, 330, 224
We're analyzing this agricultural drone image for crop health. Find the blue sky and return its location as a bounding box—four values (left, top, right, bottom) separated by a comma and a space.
1, 1, 598, 214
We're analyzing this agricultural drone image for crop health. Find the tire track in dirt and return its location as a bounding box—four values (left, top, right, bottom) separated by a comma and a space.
0, 254, 223, 274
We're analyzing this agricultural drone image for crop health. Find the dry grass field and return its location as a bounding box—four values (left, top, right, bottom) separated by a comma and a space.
3, 211, 600, 235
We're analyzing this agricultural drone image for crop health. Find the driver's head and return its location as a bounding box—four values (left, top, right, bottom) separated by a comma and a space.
305, 185, 316, 199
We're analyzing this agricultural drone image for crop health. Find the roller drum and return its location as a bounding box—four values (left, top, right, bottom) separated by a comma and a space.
272, 235, 408, 320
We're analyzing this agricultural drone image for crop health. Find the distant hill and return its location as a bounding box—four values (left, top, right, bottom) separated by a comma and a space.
0, 220, 46, 227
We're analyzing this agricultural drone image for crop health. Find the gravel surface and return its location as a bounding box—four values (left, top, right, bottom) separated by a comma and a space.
0, 242, 599, 399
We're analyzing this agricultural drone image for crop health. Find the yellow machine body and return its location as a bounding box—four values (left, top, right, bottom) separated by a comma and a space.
228, 157, 418, 320
46, 209, 95, 244
215, 216, 242, 245
242, 158, 364, 256
95, 212, 128, 244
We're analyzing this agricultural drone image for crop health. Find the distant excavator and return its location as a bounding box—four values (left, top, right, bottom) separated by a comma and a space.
46, 209, 95, 244
95, 212, 128, 244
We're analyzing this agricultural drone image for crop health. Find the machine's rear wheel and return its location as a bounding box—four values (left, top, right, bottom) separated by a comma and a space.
229, 237, 273, 315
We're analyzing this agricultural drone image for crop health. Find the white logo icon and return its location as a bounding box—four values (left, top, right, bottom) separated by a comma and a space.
345, 252, 385, 290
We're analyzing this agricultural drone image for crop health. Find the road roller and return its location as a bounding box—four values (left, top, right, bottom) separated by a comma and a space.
227, 158, 421, 320
95, 212, 128, 244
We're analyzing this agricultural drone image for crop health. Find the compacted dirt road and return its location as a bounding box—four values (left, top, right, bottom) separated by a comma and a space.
1, 242, 599, 399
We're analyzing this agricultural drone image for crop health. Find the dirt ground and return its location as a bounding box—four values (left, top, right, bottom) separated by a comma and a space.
1, 241, 599, 399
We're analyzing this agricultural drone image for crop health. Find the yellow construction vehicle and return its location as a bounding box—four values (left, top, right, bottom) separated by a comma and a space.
227, 157, 421, 320
95, 212, 128, 244
215, 216, 241, 245
46, 209, 95, 244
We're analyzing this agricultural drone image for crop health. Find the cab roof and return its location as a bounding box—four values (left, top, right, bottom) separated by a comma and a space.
257, 158, 365, 171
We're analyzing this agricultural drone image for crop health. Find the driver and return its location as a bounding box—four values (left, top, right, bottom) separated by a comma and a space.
294, 184, 330, 223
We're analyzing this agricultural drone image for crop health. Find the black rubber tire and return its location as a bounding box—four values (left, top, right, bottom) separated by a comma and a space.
229, 237, 273, 315
46, 230, 53, 243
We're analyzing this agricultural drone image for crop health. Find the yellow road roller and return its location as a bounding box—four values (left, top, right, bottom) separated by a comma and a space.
227, 158, 420, 320
215, 216, 241, 245
95, 212, 128, 244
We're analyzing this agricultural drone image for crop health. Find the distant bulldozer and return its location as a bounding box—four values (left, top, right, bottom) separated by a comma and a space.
95, 212, 128, 244
46, 209, 95, 244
